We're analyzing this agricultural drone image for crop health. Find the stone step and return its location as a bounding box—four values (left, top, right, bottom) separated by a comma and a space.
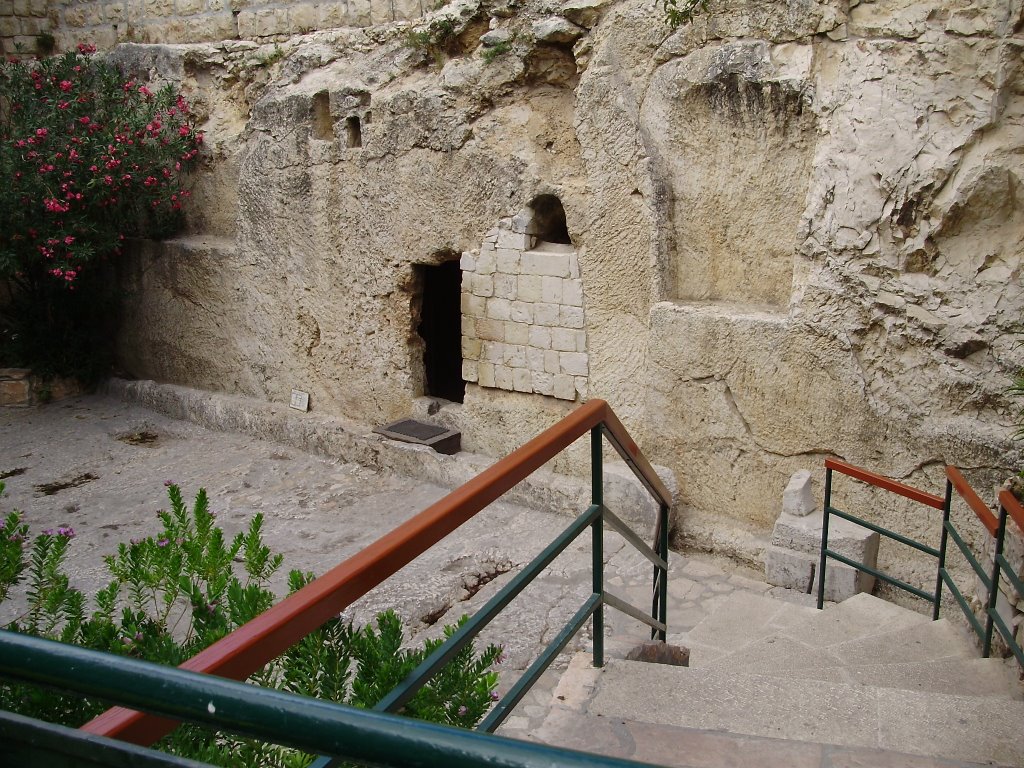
586, 659, 1024, 765
705, 616, 974, 675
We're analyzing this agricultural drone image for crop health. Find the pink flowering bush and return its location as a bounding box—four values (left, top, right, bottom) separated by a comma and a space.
0, 45, 202, 382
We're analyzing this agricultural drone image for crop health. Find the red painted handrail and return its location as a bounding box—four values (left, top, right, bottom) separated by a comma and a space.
82, 399, 670, 744
825, 457, 944, 510
999, 487, 1024, 536
946, 466, 999, 537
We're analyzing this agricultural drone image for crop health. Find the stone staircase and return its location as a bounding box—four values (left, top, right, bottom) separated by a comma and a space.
529, 591, 1024, 767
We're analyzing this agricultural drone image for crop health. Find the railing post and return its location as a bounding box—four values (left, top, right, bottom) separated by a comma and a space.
984, 505, 1008, 657
934, 478, 953, 621
657, 503, 669, 642
591, 426, 604, 669
816, 467, 833, 609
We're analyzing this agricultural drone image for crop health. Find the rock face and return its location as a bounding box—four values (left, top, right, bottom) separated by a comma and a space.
16, 0, 1021, 586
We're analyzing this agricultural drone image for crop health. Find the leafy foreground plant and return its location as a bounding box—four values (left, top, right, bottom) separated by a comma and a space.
0, 481, 502, 767
0, 46, 203, 383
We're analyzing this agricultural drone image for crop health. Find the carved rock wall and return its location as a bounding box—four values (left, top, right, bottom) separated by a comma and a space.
73, 0, 1024, 587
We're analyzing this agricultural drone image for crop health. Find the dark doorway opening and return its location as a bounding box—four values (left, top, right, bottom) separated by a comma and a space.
530, 194, 572, 245
417, 259, 465, 403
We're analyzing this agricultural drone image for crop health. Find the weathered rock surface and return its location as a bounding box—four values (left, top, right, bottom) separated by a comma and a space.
34, 0, 1023, 589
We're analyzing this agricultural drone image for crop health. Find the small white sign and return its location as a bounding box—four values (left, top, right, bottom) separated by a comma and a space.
289, 389, 310, 412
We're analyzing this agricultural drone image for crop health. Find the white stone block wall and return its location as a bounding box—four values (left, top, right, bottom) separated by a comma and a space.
460, 218, 588, 402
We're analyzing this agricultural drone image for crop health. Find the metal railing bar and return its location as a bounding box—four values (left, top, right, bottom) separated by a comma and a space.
825, 458, 945, 509
824, 550, 936, 603
2, 630, 660, 768
597, 418, 672, 508
83, 400, 662, 745
988, 609, 1024, 668
603, 591, 666, 633
946, 466, 999, 536
602, 507, 667, 571
655, 503, 669, 641
995, 553, 1024, 596
939, 570, 986, 642
999, 488, 1024, 535
944, 519, 993, 587
828, 507, 941, 558
475, 594, 602, 734
373, 505, 602, 716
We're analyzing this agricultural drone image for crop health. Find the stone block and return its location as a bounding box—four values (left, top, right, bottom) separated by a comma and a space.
498, 229, 532, 250
542, 276, 562, 303
764, 545, 874, 602
532, 372, 554, 396
503, 344, 527, 368
318, 2, 344, 28
461, 336, 481, 359
505, 322, 529, 345
784, 470, 815, 516
471, 274, 494, 298
461, 292, 486, 318
551, 328, 577, 352
494, 365, 513, 390
575, 331, 587, 352
521, 251, 570, 278
553, 374, 577, 401
568, 253, 580, 278
560, 351, 588, 376
526, 347, 545, 372
562, 279, 584, 307
493, 273, 516, 300
544, 350, 560, 374
517, 275, 542, 302
509, 301, 533, 324
461, 360, 478, 382
512, 368, 532, 393
476, 247, 496, 275
772, 510, 879, 563
625, 642, 689, 667
561, 306, 585, 329
575, 377, 588, 399
460, 316, 475, 336
288, 2, 317, 32
176, 0, 207, 15
145, 0, 175, 16
482, 341, 503, 364
534, 302, 560, 326
511, 209, 539, 235
496, 248, 520, 273
475, 319, 504, 342
0, 378, 31, 407
487, 297, 511, 321
529, 327, 551, 349
460, 251, 476, 271
478, 362, 495, 387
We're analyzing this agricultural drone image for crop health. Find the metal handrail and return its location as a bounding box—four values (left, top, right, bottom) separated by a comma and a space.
0, 630, 663, 768
79, 399, 671, 751
816, 457, 945, 613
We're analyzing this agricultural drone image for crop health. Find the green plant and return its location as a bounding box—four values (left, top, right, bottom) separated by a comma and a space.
0, 482, 503, 766
0, 45, 203, 383
661, 0, 710, 28
481, 40, 512, 64
257, 43, 285, 67
405, 18, 459, 66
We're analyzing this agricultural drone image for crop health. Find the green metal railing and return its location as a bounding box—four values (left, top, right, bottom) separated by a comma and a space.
817, 458, 1024, 668
0, 401, 672, 766
0, 630, 661, 768
816, 457, 946, 613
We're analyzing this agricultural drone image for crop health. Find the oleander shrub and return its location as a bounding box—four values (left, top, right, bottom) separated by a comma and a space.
0, 45, 203, 384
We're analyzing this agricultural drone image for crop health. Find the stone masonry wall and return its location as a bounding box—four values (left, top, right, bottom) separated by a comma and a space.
1, 0, 426, 55
460, 215, 589, 402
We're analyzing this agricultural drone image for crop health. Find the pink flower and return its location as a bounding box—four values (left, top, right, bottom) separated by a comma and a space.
78, 116, 90, 125
138, 85, 152, 97
59, 80, 72, 92
64, 236, 75, 245
35, 128, 47, 138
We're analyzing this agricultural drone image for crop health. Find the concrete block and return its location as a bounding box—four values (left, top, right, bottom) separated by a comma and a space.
784, 470, 815, 516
